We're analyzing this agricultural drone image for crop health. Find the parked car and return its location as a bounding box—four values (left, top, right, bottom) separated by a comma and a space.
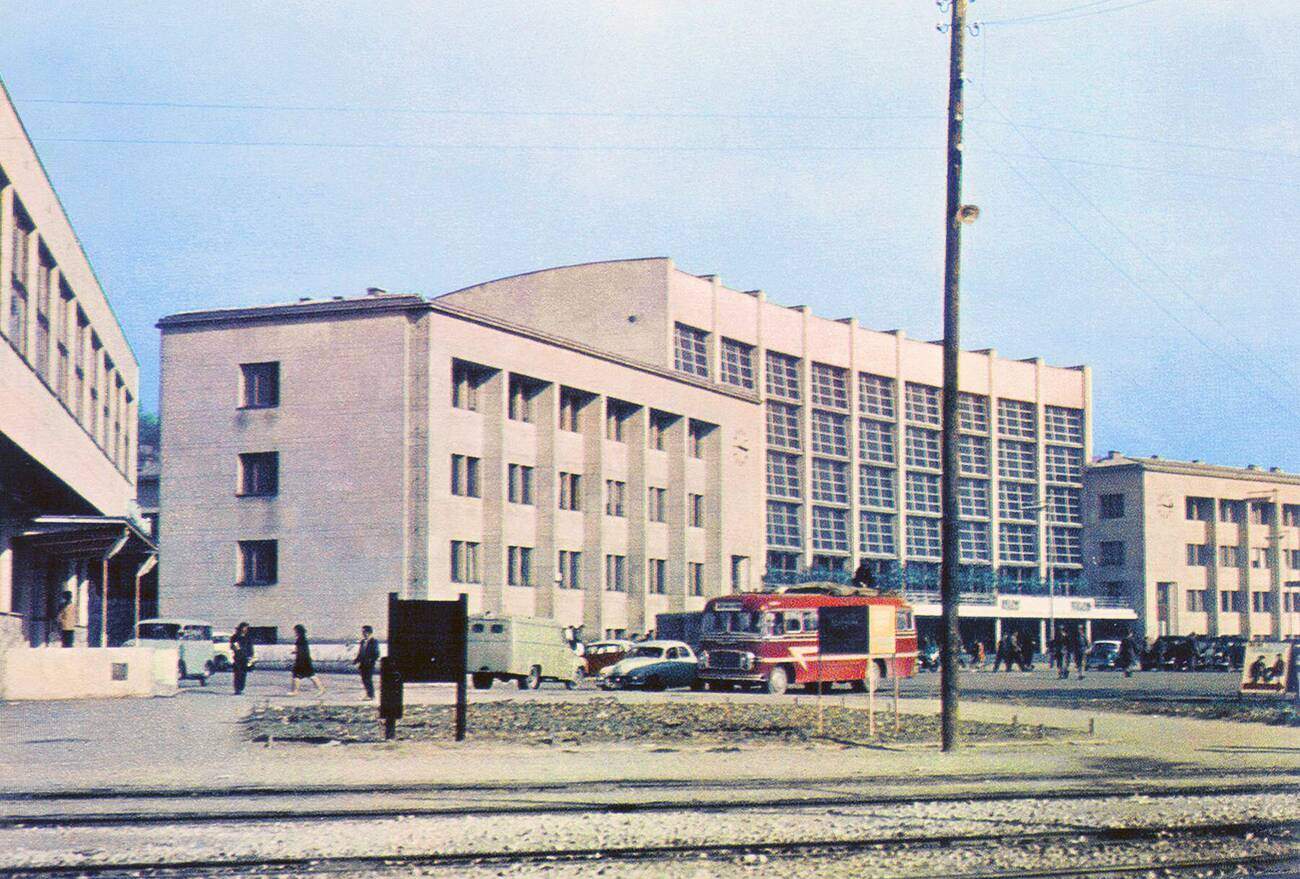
467, 615, 585, 690
1142, 635, 1208, 671
130, 618, 216, 685
1084, 639, 1122, 670
582, 640, 634, 678
1211, 635, 1246, 671
599, 640, 700, 691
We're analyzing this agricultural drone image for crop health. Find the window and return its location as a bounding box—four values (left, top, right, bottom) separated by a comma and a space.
1220, 591, 1246, 613
768, 551, 799, 579
1098, 540, 1125, 566
558, 550, 581, 589
1044, 406, 1083, 444
7, 206, 31, 356
451, 541, 481, 583
604, 554, 627, 592
730, 556, 748, 592
811, 458, 849, 504
647, 559, 667, 594
55, 285, 72, 401
765, 351, 801, 400
1099, 493, 1125, 520
810, 410, 848, 457
451, 454, 481, 498
1045, 486, 1080, 524
905, 472, 941, 514
648, 410, 674, 450
1252, 591, 1275, 613
810, 363, 848, 409
859, 373, 895, 418
766, 501, 801, 547
720, 338, 755, 389
904, 382, 941, 426
559, 387, 586, 432
1284, 504, 1300, 527
958, 393, 989, 433
1249, 501, 1275, 526
238, 452, 279, 497
647, 487, 667, 523
998, 440, 1037, 480
558, 472, 582, 511
1220, 545, 1243, 567
605, 399, 635, 441
908, 517, 942, 559
999, 481, 1037, 521
1216, 499, 1243, 523
689, 562, 705, 596
766, 403, 801, 450
860, 511, 896, 556
951, 433, 990, 476
507, 464, 534, 504
1186, 543, 1212, 567
240, 362, 279, 408
860, 418, 895, 465
72, 309, 86, 422
451, 360, 488, 410
1045, 445, 1082, 483
689, 493, 705, 527
1288, 549, 1300, 571
507, 546, 533, 586
1185, 496, 1214, 522
1046, 527, 1080, 565
1000, 524, 1038, 563
508, 374, 542, 422
766, 451, 802, 499
959, 521, 991, 563
689, 420, 711, 458
237, 540, 277, 586
1186, 590, 1208, 613
1251, 547, 1275, 569
811, 506, 849, 552
905, 426, 941, 470
997, 398, 1036, 438
605, 480, 626, 517
860, 466, 896, 510
33, 250, 51, 379
958, 479, 990, 519
673, 322, 710, 377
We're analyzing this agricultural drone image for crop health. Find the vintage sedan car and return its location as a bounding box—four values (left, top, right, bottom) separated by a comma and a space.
599, 640, 700, 691
1084, 639, 1122, 670
130, 618, 216, 685
582, 640, 634, 677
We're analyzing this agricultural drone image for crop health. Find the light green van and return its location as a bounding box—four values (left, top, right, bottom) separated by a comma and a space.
467, 614, 584, 690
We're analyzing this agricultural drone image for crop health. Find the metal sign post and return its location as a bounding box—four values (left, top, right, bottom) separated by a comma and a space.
819, 604, 874, 738
386, 591, 469, 741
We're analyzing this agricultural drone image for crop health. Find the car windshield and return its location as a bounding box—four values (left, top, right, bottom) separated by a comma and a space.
630, 647, 664, 659
702, 610, 765, 635
137, 623, 180, 640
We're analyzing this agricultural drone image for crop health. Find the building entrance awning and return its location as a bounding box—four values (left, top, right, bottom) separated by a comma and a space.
19, 516, 157, 560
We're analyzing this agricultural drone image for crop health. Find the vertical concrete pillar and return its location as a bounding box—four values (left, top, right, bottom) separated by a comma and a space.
533, 383, 559, 621
581, 398, 606, 638
625, 406, 649, 634
402, 313, 429, 599
479, 369, 507, 614
664, 414, 687, 612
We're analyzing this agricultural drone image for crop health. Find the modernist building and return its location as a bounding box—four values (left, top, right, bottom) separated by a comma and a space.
159, 258, 1134, 643
1085, 453, 1300, 640
0, 79, 154, 650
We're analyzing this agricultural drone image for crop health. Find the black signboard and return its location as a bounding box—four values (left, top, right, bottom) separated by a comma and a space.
818, 605, 871, 656
388, 592, 467, 683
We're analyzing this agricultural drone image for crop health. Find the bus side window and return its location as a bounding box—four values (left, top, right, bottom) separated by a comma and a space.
802, 611, 818, 632
490, 624, 505, 634
895, 610, 914, 631
472, 624, 485, 633
784, 612, 802, 633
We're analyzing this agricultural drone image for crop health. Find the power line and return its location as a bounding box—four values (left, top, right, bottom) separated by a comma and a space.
981, 0, 1163, 27
970, 118, 1300, 163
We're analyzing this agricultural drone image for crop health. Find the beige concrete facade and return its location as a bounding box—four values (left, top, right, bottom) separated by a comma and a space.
1084, 453, 1300, 641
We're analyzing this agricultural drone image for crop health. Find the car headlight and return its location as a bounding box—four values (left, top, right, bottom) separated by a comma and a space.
742, 652, 756, 671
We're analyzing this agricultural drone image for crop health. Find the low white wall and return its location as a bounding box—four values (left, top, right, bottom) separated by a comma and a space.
0, 646, 179, 701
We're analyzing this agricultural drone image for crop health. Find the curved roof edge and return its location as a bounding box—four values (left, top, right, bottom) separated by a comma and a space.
432, 257, 671, 300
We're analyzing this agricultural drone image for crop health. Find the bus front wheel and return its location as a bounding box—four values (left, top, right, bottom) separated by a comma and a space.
765, 666, 789, 696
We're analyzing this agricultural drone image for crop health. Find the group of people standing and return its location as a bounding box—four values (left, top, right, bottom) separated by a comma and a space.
227, 623, 380, 698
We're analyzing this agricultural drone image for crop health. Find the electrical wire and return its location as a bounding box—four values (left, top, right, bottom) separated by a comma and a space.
981, 0, 1163, 27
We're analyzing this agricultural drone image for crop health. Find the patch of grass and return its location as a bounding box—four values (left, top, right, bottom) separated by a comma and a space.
966, 693, 1300, 726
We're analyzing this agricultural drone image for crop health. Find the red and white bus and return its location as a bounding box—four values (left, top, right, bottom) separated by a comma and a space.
696, 587, 917, 695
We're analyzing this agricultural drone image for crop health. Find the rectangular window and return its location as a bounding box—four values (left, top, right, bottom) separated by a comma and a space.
957, 434, 989, 476
451, 454, 481, 498
1251, 547, 1276, 569
559, 387, 586, 432
959, 521, 991, 563
999, 481, 1038, 520
1186, 543, 1212, 567
905, 472, 941, 514
997, 398, 1036, 438
1287, 549, 1300, 571
998, 440, 1037, 481
33, 251, 51, 380
811, 506, 849, 552
240, 362, 280, 408
1000, 524, 1038, 563
451, 360, 488, 411
1249, 501, 1275, 525
958, 393, 990, 433
730, 556, 748, 592
860, 465, 896, 510
1099, 493, 1125, 520
558, 472, 582, 511
508, 375, 542, 423
1044, 406, 1083, 444
604, 554, 627, 592
766, 402, 801, 450
689, 493, 704, 527
1047, 527, 1081, 565
673, 322, 710, 378
766, 451, 802, 499
507, 546, 533, 586
1186, 496, 1214, 521
958, 478, 990, 519
1284, 504, 1300, 527
1220, 545, 1243, 567
605, 480, 626, 517
904, 382, 941, 426
907, 516, 942, 559
905, 426, 941, 470
859, 373, 895, 418
1220, 591, 1245, 613
766, 501, 801, 547
860, 511, 896, 556
765, 350, 801, 400
648, 410, 674, 450
720, 338, 755, 389
689, 420, 711, 458
507, 463, 534, 505
1047, 486, 1081, 524
1220, 499, 1245, 524
809, 410, 848, 457
1045, 445, 1082, 483
647, 558, 667, 594
1186, 590, 1208, 613
1252, 591, 1275, 613
647, 486, 667, 523
238, 452, 279, 497
810, 362, 848, 410
1098, 540, 1125, 566
810, 458, 849, 504
859, 418, 896, 465
558, 550, 581, 589
451, 541, 481, 583
689, 562, 705, 597
237, 540, 277, 586
8, 207, 31, 356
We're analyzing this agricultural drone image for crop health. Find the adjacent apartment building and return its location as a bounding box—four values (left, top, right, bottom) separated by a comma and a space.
160, 258, 1130, 643
0, 79, 155, 650
1085, 453, 1300, 640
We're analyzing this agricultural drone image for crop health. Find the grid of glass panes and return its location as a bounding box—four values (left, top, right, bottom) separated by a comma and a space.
1046, 486, 1081, 524
907, 516, 942, 559
1047, 526, 1081, 565
811, 506, 849, 551
906, 472, 941, 514
859, 418, 895, 464
905, 426, 941, 470
904, 382, 941, 425
673, 323, 709, 378
766, 451, 802, 499
766, 402, 801, 450
959, 392, 990, 433
958, 478, 990, 519
810, 362, 848, 410
997, 398, 1037, 438
1044, 405, 1083, 444
999, 523, 1038, 563
959, 521, 992, 563
766, 501, 801, 547
998, 440, 1037, 480
858, 373, 895, 418
860, 511, 896, 555
765, 350, 801, 400
810, 410, 848, 457
719, 338, 755, 389
959, 434, 989, 476
999, 480, 1038, 520
811, 458, 849, 504
859, 465, 896, 510
1045, 444, 1082, 483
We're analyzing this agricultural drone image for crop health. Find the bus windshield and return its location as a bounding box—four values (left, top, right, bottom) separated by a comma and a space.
702, 610, 766, 636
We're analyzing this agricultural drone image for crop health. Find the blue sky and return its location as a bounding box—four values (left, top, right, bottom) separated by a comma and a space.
3, 2, 1296, 468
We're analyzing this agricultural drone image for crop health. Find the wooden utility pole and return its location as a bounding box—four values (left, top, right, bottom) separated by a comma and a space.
939, 0, 969, 752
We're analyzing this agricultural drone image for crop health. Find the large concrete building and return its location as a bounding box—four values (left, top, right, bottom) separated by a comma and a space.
1085, 453, 1300, 640
159, 258, 1134, 643
0, 79, 154, 651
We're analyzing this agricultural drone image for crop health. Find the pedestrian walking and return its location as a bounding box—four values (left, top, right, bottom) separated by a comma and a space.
289, 624, 326, 695
1073, 624, 1087, 680
1117, 632, 1135, 678
1017, 632, 1034, 672
55, 591, 77, 647
973, 640, 986, 670
230, 621, 255, 695
353, 625, 380, 700
1050, 627, 1066, 675
993, 635, 1011, 673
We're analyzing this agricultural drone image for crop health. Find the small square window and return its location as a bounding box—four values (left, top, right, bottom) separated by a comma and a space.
240, 362, 279, 409
238, 452, 279, 497
237, 540, 277, 586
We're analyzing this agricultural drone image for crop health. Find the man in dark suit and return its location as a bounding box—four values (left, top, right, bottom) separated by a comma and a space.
230, 622, 255, 695
354, 625, 380, 700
